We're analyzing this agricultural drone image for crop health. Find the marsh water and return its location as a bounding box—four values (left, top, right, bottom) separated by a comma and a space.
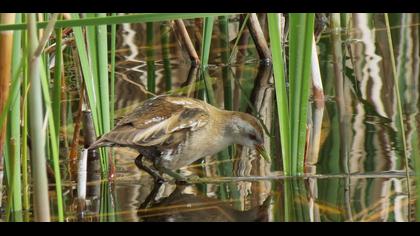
4, 13, 420, 222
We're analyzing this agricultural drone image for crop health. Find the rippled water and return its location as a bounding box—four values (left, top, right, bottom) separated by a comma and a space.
74, 14, 416, 222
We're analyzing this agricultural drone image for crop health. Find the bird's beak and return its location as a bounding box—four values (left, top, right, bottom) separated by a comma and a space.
255, 144, 270, 162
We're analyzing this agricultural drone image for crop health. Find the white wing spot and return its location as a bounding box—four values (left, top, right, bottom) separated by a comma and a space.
170, 100, 193, 105
144, 116, 165, 125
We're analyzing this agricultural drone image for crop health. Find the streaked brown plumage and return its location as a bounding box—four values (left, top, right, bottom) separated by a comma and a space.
89, 95, 267, 182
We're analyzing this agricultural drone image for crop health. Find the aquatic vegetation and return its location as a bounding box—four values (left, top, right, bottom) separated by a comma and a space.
0, 13, 418, 222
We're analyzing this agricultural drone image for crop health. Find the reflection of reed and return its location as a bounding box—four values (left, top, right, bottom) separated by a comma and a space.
349, 181, 411, 221
350, 13, 391, 119
248, 64, 274, 176
246, 64, 274, 210
345, 13, 417, 221
233, 15, 250, 110
395, 13, 419, 221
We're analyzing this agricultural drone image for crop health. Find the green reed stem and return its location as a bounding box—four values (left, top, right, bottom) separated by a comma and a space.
7, 13, 23, 218
21, 26, 30, 219
200, 17, 216, 103
72, 13, 111, 173
5, 139, 17, 221
228, 14, 250, 64
97, 13, 110, 134
110, 13, 117, 128
288, 13, 315, 175
219, 15, 233, 110
39, 57, 64, 221
86, 14, 99, 82
219, 15, 233, 157
96, 13, 112, 173
146, 22, 156, 95
267, 13, 291, 174
0, 13, 234, 31
160, 22, 172, 91
71, 14, 100, 135
52, 26, 63, 147
200, 17, 214, 67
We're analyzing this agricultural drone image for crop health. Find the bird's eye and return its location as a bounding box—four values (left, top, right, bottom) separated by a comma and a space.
248, 133, 257, 140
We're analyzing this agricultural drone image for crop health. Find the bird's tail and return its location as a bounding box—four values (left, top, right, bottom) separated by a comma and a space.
87, 137, 114, 150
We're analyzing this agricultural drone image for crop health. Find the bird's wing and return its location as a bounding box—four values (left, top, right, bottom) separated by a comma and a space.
90, 96, 209, 149
115, 96, 177, 127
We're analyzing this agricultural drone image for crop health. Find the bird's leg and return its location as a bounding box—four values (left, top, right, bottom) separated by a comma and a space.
134, 155, 164, 184
153, 160, 200, 184
156, 165, 201, 185
138, 181, 163, 209
158, 166, 187, 182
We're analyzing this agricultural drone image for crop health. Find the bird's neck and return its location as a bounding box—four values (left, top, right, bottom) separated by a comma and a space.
220, 110, 245, 143
205, 105, 246, 145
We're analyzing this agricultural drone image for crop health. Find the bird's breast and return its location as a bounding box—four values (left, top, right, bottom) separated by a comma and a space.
158, 125, 231, 170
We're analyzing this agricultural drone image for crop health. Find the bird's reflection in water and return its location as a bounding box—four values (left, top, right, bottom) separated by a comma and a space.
137, 182, 271, 222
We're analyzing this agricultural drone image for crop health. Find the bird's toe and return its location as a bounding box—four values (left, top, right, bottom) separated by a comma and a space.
185, 175, 201, 183
175, 179, 189, 185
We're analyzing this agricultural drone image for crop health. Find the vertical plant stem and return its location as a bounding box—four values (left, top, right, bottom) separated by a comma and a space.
71, 14, 105, 174
161, 22, 172, 91
219, 15, 233, 110
200, 17, 216, 103
0, 56, 24, 219
60, 66, 68, 152
330, 13, 349, 173
289, 13, 315, 174
200, 17, 214, 67
218, 15, 234, 157
306, 36, 325, 174
86, 14, 100, 99
97, 13, 110, 134
174, 19, 200, 65
34, 14, 65, 221
247, 13, 271, 62
52, 25, 63, 147
229, 14, 250, 64
9, 13, 22, 218
267, 13, 291, 174
69, 85, 85, 167
27, 13, 51, 222
110, 13, 117, 128
146, 22, 156, 95
96, 13, 112, 175
5, 139, 17, 221
22, 79, 30, 221
0, 13, 16, 183
21, 24, 30, 218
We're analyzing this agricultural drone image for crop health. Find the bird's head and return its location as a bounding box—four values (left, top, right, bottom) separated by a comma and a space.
226, 112, 270, 162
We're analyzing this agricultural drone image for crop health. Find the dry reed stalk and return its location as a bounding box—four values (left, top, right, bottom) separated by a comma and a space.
247, 13, 271, 62
0, 13, 16, 189
174, 19, 200, 65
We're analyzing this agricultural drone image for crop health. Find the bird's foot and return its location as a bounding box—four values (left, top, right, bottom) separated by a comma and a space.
159, 167, 201, 184
186, 175, 201, 182
155, 177, 166, 185
175, 179, 189, 185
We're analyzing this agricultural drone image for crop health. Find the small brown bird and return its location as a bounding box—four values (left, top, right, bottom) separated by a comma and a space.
88, 95, 269, 183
